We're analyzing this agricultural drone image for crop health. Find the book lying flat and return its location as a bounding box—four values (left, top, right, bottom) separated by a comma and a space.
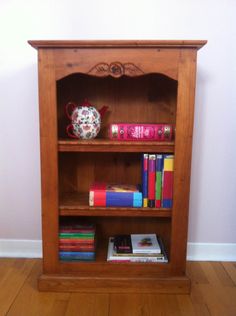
89, 183, 142, 207
131, 234, 161, 254
107, 237, 168, 262
59, 251, 95, 261
109, 123, 173, 141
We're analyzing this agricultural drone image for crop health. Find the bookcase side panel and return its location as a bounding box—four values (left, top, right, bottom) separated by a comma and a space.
38, 49, 59, 273
170, 49, 197, 275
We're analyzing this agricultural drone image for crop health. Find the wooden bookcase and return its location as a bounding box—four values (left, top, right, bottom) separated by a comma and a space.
29, 40, 206, 293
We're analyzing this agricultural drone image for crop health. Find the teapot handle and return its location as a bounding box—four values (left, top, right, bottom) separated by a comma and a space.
66, 124, 79, 138
65, 102, 77, 120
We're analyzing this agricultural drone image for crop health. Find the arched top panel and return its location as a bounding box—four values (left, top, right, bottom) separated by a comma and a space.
56, 71, 177, 85
52, 48, 181, 81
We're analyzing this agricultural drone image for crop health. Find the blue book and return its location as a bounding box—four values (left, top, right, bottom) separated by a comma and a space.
59, 251, 95, 260
106, 191, 142, 207
142, 154, 149, 207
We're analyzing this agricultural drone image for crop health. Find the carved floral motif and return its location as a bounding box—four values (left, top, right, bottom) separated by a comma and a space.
88, 62, 144, 77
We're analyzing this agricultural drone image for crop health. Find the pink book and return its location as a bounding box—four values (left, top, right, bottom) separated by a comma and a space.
109, 124, 173, 141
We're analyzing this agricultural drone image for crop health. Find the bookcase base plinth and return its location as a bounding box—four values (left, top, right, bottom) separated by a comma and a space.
38, 274, 191, 294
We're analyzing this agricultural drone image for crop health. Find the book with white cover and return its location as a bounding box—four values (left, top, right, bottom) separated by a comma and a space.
131, 234, 161, 254
107, 237, 167, 262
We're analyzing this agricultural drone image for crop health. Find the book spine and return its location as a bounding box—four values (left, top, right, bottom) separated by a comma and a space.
106, 192, 142, 207
162, 155, 174, 208
109, 124, 173, 141
89, 182, 106, 206
155, 154, 163, 208
148, 154, 156, 207
142, 153, 149, 207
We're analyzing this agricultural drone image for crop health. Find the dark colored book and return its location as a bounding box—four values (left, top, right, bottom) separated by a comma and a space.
59, 223, 95, 233
113, 235, 133, 254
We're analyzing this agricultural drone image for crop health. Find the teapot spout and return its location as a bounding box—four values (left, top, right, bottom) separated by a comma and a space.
99, 106, 109, 118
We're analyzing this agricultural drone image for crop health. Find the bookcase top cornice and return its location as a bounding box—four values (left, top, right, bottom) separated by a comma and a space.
28, 40, 207, 50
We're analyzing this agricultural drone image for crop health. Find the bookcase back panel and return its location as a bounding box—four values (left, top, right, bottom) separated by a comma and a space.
57, 74, 177, 139
59, 152, 142, 194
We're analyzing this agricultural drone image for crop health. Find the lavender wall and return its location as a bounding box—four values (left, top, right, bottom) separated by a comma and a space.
0, 0, 235, 247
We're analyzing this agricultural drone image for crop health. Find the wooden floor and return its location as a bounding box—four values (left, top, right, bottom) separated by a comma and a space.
0, 259, 236, 316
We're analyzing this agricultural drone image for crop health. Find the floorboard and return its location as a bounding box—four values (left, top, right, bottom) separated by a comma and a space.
0, 259, 235, 316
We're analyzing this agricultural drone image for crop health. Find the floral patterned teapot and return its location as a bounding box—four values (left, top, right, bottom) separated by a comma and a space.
65, 99, 108, 139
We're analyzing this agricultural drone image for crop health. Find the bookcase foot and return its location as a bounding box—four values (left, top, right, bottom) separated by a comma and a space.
38, 274, 191, 294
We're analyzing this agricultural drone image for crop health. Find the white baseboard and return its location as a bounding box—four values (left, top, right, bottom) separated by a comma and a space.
0, 239, 42, 258
0, 239, 236, 261
187, 242, 236, 261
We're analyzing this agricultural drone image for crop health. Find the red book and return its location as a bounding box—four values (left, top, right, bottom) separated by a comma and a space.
109, 124, 173, 141
162, 155, 174, 208
148, 154, 156, 208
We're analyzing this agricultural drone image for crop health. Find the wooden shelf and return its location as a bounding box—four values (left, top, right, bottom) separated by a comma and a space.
58, 139, 175, 153
59, 193, 172, 217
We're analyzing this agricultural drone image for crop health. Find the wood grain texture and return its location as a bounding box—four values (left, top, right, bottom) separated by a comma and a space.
28, 40, 207, 49
58, 139, 175, 153
6, 260, 70, 316
38, 274, 190, 294
170, 49, 198, 276
30, 40, 207, 293
65, 293, 109, 316
0, 259, 35, 316
38, 49, 59, 274
1, 259, 235, 316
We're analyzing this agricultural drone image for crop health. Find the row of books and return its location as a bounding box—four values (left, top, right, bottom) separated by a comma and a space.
89, 154, 174, 208
107, 234, 168, 262
59, 222, 96, 261
142, 154, 174, 208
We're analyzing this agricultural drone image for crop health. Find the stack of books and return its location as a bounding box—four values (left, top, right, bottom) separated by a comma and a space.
89, 183, 142, 207
107, 233, 168, 262
142, 154, 174, 208
59, 223, 96, 261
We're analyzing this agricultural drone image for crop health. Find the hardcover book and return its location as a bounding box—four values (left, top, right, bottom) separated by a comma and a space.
142, 153, 149, 207
89, 183, 142, 207
148, 155, 156, 208
162, 155, 174, 208
131, 234, 161, 254
109, 123, 173, 141
155, 154, 164, 208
